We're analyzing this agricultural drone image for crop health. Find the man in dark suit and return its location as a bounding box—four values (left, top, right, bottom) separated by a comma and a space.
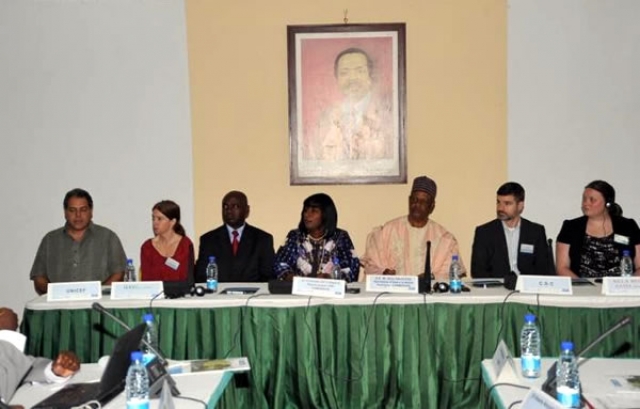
471, 182, 551, 278
195, 191, 275, 283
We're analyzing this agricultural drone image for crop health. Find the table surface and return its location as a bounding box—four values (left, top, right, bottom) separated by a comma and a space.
23, 280, 640, 311
481, 358, 640, 409
11, 362, 234, 408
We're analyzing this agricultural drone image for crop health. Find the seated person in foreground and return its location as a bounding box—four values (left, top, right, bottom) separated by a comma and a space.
195, 191, 275, 282
361, 175, 464, 281
140, 200, 194, 282
30, 188, 127, 295
471, 182, 550, 278
274, 193, 359, 282
0, 307, 80, 405
556, 180, 640, 278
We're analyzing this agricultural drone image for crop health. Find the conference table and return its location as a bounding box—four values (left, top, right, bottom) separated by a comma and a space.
481, 358, 640, 409
21, 282, 640, 409
10, 362, 233, 408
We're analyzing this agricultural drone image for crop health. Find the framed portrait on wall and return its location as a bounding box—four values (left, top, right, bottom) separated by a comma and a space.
287, 23, 407, 185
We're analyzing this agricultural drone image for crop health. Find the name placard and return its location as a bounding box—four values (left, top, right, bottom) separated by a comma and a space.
292, 277, 346, 299
47, 281, 102, 302
520, 389, 565, 409
517, 275, 572, 295
365, 275, 418, 294
491, 339, 511, 378
602, 277, 640, 296
111, 281, 164, 300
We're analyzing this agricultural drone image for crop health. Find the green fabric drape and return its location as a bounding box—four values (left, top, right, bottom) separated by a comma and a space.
22, 302, 639, 409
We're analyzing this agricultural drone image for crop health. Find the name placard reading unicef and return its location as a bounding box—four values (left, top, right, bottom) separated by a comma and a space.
517, 275, 572, 295
47, 281, 102, 302
365, 275, 418, 294
292, 277, 346, 299
602, 277, 640, 296
111, 281, 164, 300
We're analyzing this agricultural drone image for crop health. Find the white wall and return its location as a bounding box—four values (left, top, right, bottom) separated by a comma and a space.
0, 0, 193, 314
508, 0, 640, 248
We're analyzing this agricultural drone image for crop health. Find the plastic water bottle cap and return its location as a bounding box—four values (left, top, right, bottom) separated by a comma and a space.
561, 341, 574, 351
623, 250, 631, 257
130, 351, 143, 362
333, 256, 339, 263
524, 313, 536, 323
127, 258, 133, 264
452, 255, 459, 261
143, 313, 154, 323
209, 256, 215, 262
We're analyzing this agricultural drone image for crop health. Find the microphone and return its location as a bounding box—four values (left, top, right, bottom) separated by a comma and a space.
542, 316, 632, 396
419, 241, 432, 294
547, 238, 556, 275
92, 302, 168, 367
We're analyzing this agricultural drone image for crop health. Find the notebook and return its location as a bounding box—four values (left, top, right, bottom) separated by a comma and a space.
32, 323, 146, 409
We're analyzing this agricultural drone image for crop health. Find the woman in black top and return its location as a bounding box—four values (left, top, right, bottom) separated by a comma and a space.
556, 180, 640, 278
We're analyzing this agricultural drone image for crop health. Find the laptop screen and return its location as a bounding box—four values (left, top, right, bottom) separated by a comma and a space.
98, 323, 146, 392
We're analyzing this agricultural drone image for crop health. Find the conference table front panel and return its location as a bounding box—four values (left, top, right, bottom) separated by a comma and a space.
21, 283, 640, 409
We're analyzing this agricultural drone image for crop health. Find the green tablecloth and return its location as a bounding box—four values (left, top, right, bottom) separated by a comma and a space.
22, 300, 638, 409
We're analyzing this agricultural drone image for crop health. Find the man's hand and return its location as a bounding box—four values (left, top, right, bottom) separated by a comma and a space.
317, 273, 332, 279
52, 351, 80, 378
0, 307, 18, 331
382, 269, 396, 275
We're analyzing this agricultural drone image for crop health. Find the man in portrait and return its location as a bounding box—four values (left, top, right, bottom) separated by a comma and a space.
313, 47, 394, 161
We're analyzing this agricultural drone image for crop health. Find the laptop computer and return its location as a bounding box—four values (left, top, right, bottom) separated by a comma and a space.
32, 323, 146, 409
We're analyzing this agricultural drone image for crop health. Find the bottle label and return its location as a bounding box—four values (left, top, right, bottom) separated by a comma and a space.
142, 353, 156, 366
207, 279, 218, 291
450, 280, 461, 292
521, 355, 541, 375
126, 398, 150, 409
557, 387, 580, 407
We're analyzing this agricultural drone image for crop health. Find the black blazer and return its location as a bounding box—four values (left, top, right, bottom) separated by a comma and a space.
557, 215, 640, 275
195, 224, 275, 283
471, 218, 551, 278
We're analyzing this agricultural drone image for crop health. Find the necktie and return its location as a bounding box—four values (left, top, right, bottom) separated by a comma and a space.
232, 230, 239, 256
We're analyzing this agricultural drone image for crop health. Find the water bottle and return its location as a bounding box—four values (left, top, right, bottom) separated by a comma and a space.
449, 255, 462, 293
126, 351, 150, 409
206, 256, 218, 292
520, 313, 541, 378
620, 250, 634, 277
556, 341, 580, 408
141, 313, 158, 365
331, 256, 341, 280
125, 258, 136, 282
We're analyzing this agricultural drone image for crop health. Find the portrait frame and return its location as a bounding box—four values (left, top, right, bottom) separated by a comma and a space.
287, 23, 407, 185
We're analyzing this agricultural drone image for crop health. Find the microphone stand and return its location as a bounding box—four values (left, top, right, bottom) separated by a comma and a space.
419, 241, 432, 294
92, 302, 168, 366
541, 316, 632, 396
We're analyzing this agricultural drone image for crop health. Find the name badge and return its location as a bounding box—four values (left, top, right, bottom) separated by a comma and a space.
520, 389, 565, 409
520, 243, 534, 254
602, 277, 640, 296
365, 275, 418, 294
292, 277, 345, 299
517, 275, 572, 295
111, 281, 164, 300
165, 257, 180, 270
614, 234, 630, 245
47, 281, 102, 302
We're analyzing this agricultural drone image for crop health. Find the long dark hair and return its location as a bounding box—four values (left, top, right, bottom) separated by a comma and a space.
153, 200, 186, 236
585, 180, 623, 217
298, 193, 338, 238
